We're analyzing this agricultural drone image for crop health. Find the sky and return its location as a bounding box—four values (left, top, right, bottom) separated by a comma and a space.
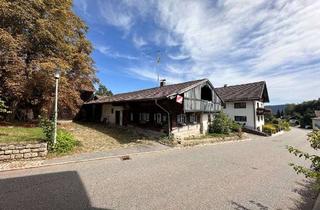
73, 0, 320, 105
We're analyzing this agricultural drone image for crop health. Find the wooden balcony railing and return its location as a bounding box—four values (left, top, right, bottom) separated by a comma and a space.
256, 108, 271, 115
184, 98, 221, 112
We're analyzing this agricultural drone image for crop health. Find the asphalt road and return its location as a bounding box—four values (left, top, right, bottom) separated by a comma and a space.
0, 128, 317, 210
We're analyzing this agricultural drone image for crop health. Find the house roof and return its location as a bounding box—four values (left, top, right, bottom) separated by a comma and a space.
215, 81, 269, 103
86, 79, 212, 104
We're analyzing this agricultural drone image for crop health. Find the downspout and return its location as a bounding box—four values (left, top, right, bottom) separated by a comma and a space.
155, 99, 171, 136
253, 101, 256, 130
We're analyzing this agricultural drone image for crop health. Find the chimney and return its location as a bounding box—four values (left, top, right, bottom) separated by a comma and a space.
224, 84, 228, 87
160, 79, 166, 87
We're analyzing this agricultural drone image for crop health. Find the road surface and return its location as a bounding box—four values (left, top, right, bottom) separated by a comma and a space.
0, 128, 317, 210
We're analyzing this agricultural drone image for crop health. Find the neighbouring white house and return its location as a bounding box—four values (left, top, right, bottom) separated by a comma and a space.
215, 81, 270, 131
312, 111, 320, 130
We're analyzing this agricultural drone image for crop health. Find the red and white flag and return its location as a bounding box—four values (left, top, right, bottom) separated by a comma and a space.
176, 95, 183, 104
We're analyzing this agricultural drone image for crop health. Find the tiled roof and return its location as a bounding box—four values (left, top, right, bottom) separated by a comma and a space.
86, 79, 208, 104
215, 81, 269, 102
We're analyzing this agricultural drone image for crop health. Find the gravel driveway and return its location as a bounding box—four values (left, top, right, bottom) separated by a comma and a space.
0, 128, 317, 210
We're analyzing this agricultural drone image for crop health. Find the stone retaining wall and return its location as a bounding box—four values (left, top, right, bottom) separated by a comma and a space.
0, 142, 48, 161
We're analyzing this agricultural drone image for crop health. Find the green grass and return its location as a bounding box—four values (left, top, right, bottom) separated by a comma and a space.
0, 126, 45, 143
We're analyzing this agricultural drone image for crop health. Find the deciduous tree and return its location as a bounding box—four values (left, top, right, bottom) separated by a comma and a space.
0, 0, 97, 120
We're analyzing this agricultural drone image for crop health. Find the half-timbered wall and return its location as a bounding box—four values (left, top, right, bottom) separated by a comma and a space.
183, 81, 222, 113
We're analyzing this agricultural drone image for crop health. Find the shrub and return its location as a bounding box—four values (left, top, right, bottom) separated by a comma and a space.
209, 112, 230, 134
0, 99, 10, 113
209, 112, 235, 134
262, 124, 276, 135
39, 116, 54, 145
279, 120, 290, 131
53, 129, 78, 154
272, 118, 280, 124
288, 130, 320, 189
39, 116, 78, 153
230, 121, 242, 133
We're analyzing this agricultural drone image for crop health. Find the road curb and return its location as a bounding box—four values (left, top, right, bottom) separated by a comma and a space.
0, 147, 176, 173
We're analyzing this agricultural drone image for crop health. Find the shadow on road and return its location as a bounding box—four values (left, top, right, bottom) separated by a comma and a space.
290, 179, 318, 210
0, 171, 110, 210
230, 179, 318, 210
230, 200, 269, 210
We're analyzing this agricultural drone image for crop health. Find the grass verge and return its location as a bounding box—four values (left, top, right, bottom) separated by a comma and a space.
0, 126, 45, 143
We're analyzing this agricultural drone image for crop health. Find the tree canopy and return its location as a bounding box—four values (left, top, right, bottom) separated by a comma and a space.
285, 99, 320, 127
96, 84, 113, 97
0, 0, 97, 120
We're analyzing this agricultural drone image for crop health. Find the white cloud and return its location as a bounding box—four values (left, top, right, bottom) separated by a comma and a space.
97, 0, 134, 31
95, 45, 138, 60
87, 0, 320, 104
132, 34, 147, 48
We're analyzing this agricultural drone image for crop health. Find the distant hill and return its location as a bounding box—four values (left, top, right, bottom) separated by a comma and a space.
265, 104, 287, 114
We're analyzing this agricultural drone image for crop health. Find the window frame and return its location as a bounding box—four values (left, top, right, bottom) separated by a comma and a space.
234, 102, 246, 109
234, 116, 247, 122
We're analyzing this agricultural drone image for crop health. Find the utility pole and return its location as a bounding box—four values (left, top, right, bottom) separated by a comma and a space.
156, 51, 161, 83
53, 69, 60, 145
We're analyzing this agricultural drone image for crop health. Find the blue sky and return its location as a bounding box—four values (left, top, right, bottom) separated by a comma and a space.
73, 0, 320, 105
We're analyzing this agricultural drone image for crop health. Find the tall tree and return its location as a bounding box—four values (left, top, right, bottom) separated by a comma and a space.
96, 84, 113, 97
0, 0, 97, 120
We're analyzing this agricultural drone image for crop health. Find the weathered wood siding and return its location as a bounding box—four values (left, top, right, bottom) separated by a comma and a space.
183, 81, 222, 112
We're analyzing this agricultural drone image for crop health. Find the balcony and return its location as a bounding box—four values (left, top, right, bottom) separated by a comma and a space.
184, 98, 221, 112
256, 108, 271, 115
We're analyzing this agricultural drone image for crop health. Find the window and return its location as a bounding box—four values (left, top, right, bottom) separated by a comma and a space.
111, 108, 114, 114
156, 113, 162, 124
222, 103, 226, 109
162, 115, 167, 122
140, 113, 150, 122
130, 113, 134, 121
189, 113, 197, 123
235, 116, 247, 122
234, 102, 246, 109
257, 102, 260, 108
177, 114, 187, 125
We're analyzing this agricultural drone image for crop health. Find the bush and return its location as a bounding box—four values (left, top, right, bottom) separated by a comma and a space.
209, 112, 241, 134
209, 112, 231, 134
53, 129, 78, 154
39, 116, 78, 153
288, 130, 320, 189
39, 116, 54, 145
230, 121, 242, 133
279, 120, 290, 131
262, 124, 276, 135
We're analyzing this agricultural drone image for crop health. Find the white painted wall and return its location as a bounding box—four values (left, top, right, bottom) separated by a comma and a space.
313, 118, 320, 130
101, 104, 124, 126
201, 113, 209, 134
222, 100, 265, 131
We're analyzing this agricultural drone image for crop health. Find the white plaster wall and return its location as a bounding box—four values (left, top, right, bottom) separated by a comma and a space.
222, 100, 266, 130
172, 124, 201, 139
101, 104, 124, 125
201, 113, 209, 134
313, 118, 320, 130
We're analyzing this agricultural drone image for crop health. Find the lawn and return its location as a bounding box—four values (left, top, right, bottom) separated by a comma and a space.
59, 122, 158, 153
0, 126, 45, 143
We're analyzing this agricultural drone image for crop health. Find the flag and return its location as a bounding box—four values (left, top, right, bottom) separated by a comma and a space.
176, 95, 183, 104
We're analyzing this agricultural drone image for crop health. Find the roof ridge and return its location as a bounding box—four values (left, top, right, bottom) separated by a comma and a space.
97, 78, 207, 100
216, 81, 265, 89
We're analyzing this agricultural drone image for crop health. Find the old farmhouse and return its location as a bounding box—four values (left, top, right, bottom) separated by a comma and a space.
81, 79, 222, 139
215, 81, 270, 131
